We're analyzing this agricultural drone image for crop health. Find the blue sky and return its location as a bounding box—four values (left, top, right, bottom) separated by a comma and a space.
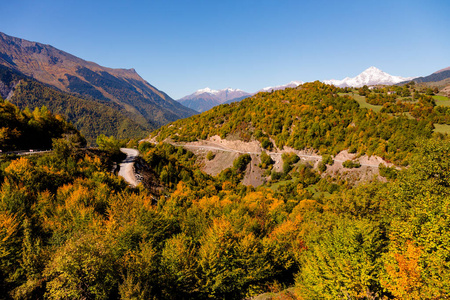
2, 0, 449, 99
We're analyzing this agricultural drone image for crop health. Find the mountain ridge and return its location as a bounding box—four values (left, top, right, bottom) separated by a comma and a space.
405, 66, 450, 84
177, 87, 251, 112
0, 65, 149, 145
0, 31, 196, 129
259, 80, 304, 92
176, 67, 421, 113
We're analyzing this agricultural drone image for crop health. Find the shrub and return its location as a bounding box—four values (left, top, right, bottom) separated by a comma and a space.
378, 164, 397, 179
259, 151, 274, 169
233, 154, 251, 173
282, 152, 300, 174
206, 151, 215, 161
318, 162, 327, 172
322, 154, 334, 165
342, 160, 361, 168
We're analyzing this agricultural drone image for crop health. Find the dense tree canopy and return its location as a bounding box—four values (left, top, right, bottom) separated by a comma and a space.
0, 98, 84, 151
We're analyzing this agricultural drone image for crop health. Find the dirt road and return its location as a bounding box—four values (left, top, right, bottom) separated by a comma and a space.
118, 148, 140, 187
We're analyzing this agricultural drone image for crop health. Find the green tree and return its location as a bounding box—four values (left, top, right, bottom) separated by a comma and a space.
298, 219, 387, 299
381, 138, 450, 298
206, 151, 215, 161
233, 154, 251, 173
96, 134, 124, 156
259, 151, 274, 169
45, 234, 119, 300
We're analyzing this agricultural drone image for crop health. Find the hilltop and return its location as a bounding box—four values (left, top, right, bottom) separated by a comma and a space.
152, 82, 433, 163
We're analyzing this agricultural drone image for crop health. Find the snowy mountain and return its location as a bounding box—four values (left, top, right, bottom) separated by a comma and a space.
178, 88, 251, 112
323, 67, 415, 87
178, 81, 307, 112
260, 81, 304, 92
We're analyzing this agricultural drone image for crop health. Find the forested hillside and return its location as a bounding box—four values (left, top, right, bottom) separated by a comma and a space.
10, 80, 150, 145
0, 66, 150, 145
0, 31, 196, 134
152, 81, 437, 165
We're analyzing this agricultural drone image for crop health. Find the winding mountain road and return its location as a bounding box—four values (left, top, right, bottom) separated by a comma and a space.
118, 148, 140, 187
173, 143, 381, 168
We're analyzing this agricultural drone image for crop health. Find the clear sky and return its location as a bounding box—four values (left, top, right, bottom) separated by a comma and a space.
2, 0, 449, 99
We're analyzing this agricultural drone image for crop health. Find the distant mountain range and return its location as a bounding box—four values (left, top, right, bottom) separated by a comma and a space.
0, 31, 196, 136
178, 81, 304, 112
178, 88, 251, 112
177, 66, 449, 113
259, 81, 304, 92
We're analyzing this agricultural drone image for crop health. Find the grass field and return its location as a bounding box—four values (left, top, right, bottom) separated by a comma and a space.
434, 123, 450, 134
339, 93, 383, 112
434, 95, 450, 107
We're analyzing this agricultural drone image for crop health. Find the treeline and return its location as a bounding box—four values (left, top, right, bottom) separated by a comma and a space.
152, 81, 433, 165
364, 89, 450, 125
0, 98, 83, 151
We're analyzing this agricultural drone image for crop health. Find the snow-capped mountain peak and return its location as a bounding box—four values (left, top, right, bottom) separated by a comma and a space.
323, 67, 415, 87
194, 87, 219, 95
177, 87, 252, 112
193, 87, 245, 96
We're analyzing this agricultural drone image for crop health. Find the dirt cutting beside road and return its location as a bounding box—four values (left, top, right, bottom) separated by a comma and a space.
147, 135, 393, 186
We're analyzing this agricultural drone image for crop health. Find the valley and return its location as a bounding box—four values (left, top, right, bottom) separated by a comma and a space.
1, 30, 450, 300
0, 32, 196, 144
